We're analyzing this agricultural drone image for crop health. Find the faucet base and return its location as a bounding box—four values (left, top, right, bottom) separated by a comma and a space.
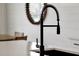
40, 46, 44, 56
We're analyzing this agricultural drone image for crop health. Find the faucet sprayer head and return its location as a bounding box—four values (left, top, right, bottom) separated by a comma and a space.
57, 21, 60, 34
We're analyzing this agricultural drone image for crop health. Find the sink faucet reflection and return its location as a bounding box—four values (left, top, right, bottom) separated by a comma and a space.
40, 4, 60, 56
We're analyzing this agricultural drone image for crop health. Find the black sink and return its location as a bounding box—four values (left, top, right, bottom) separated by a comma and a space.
44, 50, 79, 56
33, 49, 79, 56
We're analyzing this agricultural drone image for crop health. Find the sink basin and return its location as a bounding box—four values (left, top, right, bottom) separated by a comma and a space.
44, 50, 79, 56
32, 49, 79, 56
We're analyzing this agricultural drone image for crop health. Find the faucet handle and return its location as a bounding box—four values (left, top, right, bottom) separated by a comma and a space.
36, 38, 40, 48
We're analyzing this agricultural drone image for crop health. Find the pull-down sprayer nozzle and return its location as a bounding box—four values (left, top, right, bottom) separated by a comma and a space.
57, 21, 60, 34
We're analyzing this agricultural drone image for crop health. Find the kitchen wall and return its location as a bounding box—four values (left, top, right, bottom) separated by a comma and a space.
0, 4, 10, 56
0, 3, 7, 34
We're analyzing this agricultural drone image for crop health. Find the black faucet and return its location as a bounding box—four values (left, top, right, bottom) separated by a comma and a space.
40, 4, 60, 56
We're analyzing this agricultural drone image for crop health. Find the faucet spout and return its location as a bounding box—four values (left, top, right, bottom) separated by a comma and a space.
41, 4, 60, 21
41, 4, 60, 34
40, 4, 60, 56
